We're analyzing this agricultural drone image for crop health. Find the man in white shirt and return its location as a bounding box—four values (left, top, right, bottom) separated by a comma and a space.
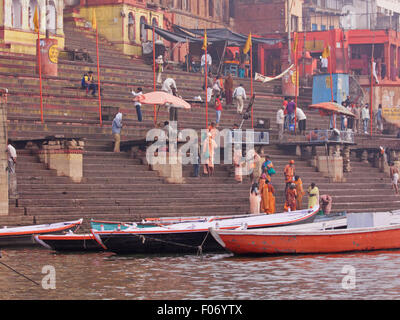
361, 104, 370, 134
131, 87, 143, 122
161, 77, 177, 95
276, 106, 285, 140
296, 107, 307, 135
201, 52, 212, 75
233, 84, 247, 114
320, 56, 328, 72
7, 140, 17, 198
162, 77, 179, 121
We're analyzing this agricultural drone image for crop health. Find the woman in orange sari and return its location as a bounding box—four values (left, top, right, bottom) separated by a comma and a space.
294, 175, 305, 210
260, 178, 276, 214
285, 183, 297, 211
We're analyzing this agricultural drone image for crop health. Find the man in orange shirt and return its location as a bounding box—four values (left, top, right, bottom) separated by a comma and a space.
284, 159, 295, 191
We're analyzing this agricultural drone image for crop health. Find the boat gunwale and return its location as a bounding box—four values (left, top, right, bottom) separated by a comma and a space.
93, 207, 319, 236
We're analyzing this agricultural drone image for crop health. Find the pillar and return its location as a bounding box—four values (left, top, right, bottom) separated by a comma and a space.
38, 139, 84, 183
0, 101, 8, 215
343, 145, 351, 173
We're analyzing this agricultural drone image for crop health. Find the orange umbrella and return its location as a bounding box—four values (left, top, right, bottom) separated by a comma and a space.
309, 102, 355, 117
134, 91, 191, 109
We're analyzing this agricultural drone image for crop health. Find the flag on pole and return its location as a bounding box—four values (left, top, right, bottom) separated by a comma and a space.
92, 8, 97, 30
322, 45, 330, 58
243, 32, 252, 54
202, 29, 207, 50
33, 6, 39, 32
292, 33, 299, 54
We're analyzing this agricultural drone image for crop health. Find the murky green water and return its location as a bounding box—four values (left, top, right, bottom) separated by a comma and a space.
1, 248, 400, 300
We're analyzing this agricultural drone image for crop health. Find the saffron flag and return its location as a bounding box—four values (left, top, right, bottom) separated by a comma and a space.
92, 8, 97, 30
202, 30, 207, 50
292, 33, 299, 54
322, 45, 330, 58
243, 32, 252, 54
33, 6, 39, 32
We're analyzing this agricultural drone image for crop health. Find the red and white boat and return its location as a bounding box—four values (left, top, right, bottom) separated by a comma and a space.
0, 219, 83, 248
210, 211, 400, 255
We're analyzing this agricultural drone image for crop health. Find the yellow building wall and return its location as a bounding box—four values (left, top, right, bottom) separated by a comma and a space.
79, 5, 163, 57
0, 0, 64, 55
1, 29, 64, 55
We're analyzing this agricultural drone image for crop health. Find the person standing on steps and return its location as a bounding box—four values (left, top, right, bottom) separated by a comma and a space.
233, 83, 246, 114
390, 162, 399, 195
307, 182, 320, 208
215, 93, 223, 126
6, 139, 17, 199
162, 77, 179, 122
362, 104, 370, 134
224, 73, 234, 106
276, 105, 285, 140
131, 87, 143, 122
294, 175, 305, 210
284, 159, 295, 192
112, 109, 123, 153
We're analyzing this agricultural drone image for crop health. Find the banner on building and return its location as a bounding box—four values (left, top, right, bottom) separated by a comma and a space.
254, 64, 294, 83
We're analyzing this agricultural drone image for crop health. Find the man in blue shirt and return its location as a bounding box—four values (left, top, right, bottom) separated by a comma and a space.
112, 109, 123, 152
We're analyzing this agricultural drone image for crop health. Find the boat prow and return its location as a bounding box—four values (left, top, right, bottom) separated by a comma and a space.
0, 219, 83, 248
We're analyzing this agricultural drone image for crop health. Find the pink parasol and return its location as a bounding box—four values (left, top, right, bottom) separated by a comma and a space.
309, 102, 355, 117
134, 91, 191, 110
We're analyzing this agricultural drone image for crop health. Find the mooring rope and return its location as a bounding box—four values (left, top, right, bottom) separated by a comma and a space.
102, 231, 209, 256
0, 259, 40, 286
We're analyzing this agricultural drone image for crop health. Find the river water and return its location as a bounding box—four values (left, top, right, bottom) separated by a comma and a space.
1, 247, 400, 300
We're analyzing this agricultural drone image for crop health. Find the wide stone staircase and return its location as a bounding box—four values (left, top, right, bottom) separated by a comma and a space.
0, 8, 398, 228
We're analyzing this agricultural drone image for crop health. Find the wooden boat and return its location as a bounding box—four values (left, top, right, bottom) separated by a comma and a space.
0, 219, 83, 248
34, 233, 101, 252
35, 218, 214, 252
209, 211, 400, 256
92, 206, 320, 255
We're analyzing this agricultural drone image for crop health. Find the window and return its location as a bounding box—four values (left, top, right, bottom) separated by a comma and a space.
321, 24, 326, 30
11, 0, 22, 28
47, 1, 57, 34
209, 0, 214, 17
128, 13, 135, 42
152, 18, 159, 41
140, 16, 147, 42
229, 0, 235, 18
312, 23, 318, 31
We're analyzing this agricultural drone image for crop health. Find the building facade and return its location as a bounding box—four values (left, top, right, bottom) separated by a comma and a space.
0, 0, 64, 54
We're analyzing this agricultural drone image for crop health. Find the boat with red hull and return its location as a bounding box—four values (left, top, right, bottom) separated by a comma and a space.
210, 211, 400, 255
0, 219, 83, 248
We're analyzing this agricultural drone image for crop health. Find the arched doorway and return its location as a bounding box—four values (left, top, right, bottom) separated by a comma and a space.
11, 0, 22, 28
140, 16, 147, 42
47, 1, 57, 34
128, 12, 135, 42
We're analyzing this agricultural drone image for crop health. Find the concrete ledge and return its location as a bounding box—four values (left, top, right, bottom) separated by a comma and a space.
316, 156, 344, 182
